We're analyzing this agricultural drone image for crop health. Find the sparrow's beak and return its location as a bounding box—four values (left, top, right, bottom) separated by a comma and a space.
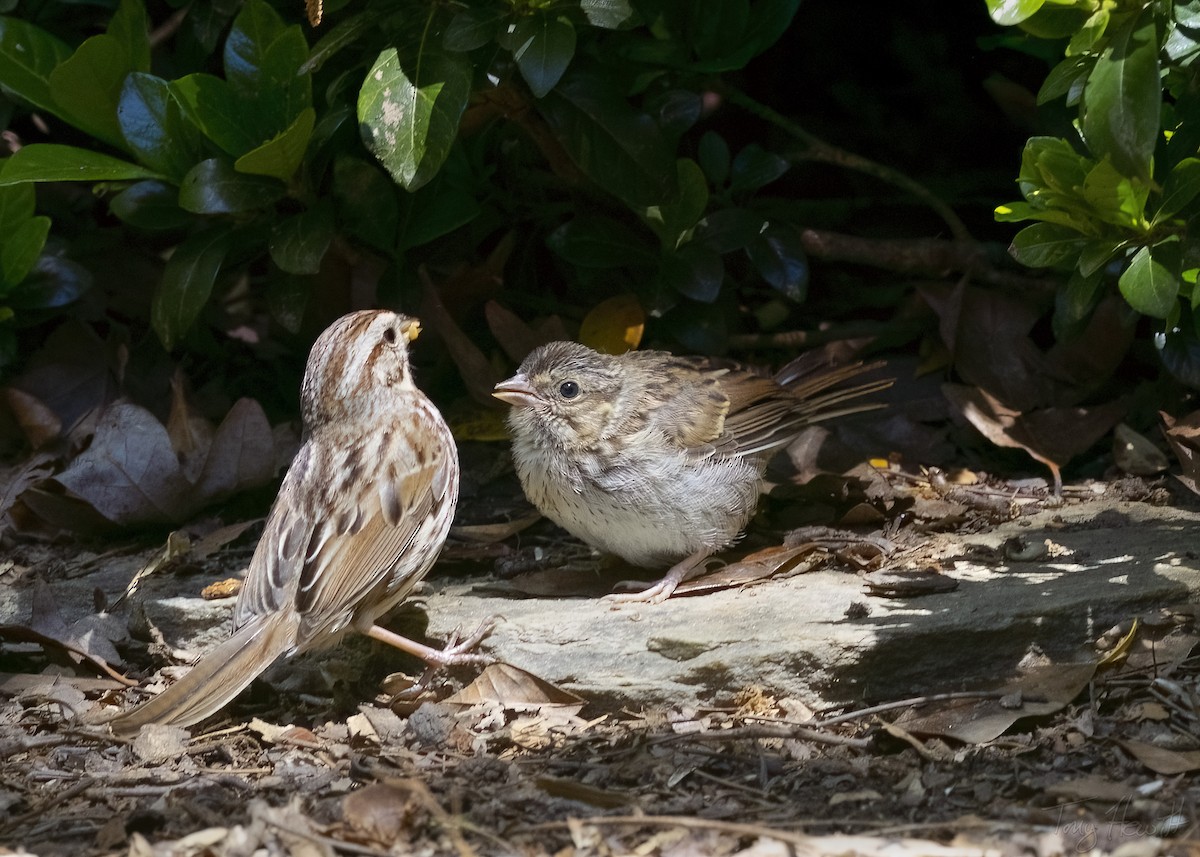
493, 374, 539, 408
399, 318, 421, 342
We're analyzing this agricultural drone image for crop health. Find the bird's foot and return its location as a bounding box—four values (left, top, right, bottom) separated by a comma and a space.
366, 616, 498, 669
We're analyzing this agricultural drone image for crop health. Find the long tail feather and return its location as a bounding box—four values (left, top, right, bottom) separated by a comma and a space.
107, 614, 295, 736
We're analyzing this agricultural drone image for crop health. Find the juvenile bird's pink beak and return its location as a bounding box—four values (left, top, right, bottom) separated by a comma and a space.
493, 374, 540, 408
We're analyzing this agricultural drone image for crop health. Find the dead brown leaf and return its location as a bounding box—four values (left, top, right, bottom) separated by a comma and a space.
445, 662, 584, 712
894, 660, 1097, 743
674, 544, 822, 596
1118, 739, 1200, 774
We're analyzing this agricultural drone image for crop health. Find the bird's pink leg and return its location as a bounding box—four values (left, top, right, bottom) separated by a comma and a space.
605, 550, 711, 604
366, 617, 496, 667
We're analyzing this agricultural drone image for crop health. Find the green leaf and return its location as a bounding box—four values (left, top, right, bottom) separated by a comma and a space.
994, 200, 1087, 229
1157, 157, 1200, 221
1077, 239, 1125, 277
0, 182, 34, 236
512, 15, 576, 99
696, 208, 764, 253
547, 214, 652, 268
107, 0, 150, 73
539, 73, 675, 208
12, 254, 91, 310
333, 156, 398, 252
397, 177, 481, 250
444, 6, 504, 52
0, 17, 71, 115
152, 227, 231, 351
1054, 268, 1105, 338
581, 0, 633, 28
986, 0, 1047, 26
686, 0, 749, 63
0, 143, 165, 185
259, 26, 312, 129
267, 273, 309, 334
358, 46, 471, 191
1081, 8, 1160, 180
698, 131, 730, 186
178, 158, 285, 214
110, 180, 192, 230
651, 89, 702, 139
235, 107, 315, 180
1119, 244, 1179, 317
746, 223, 807, 301
1009, 222, 1088, 268
647, 157, 709, 248
1081, 157, 1149, 229
269, 201, 334, 275
0, 215, 49, 286
119, 73, 211, 182
730, 143, 789, 193
224, 0, 286, 96
1038, 54, 1095, 106
1067, 7, 1109, 55
173, 73, 260, 157
660, 243, 724, 302
47, 35, 130, 148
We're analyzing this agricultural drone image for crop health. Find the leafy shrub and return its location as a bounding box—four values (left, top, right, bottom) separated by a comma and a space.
986, 0, 1200, 365
0, 0, 810, 369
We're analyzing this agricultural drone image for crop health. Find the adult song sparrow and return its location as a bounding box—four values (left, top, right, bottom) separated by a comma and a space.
110, 310, 486, 735
493, 342, 890, 603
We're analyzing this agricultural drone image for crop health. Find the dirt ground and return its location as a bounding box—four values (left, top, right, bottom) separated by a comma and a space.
2, 461, 1200, 857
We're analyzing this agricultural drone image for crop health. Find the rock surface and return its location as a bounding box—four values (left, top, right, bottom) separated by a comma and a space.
3, 499, 1198, 708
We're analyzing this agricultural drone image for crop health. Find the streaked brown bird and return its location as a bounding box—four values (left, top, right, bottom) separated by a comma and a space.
493, 342, 890, 603
110, 310, 487, 735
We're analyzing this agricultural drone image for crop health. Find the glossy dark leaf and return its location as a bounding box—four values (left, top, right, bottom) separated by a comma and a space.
1009, 222, 1088, 268
698, 131, 730, 186
444, 6, 504, 51
660, 243, 724, 302
1081, 8, 1160, 180
547, 214, 652, 268
333, 156, 399, 252
173, 73, 260, 157
0, 182, 34, 237
119, 73, 210, 182
539, 73, 675, 208
47, 34, 129, 149
1053, 269, 1104, 339
1119, 244, 1180, 318
1158, 157, 1200, 222
648, 89, 701, 138
269, 201, 335, 275
731, 143, 789, 193
224, 0, 286, 96
109, 180, 192, 231
11, 254, 92, 309
581, 0, 633, 28
358, 46, 471, 191
152, 227, 231, 351
0, 215, 49, 287
0, 143, 164, 185
235, 106, 315, 181
746, 224, 808, 301
0, 17, 72, 116
695, 207, 764, 253
512, 14, 576, 98
178, 158, 284, 214
397, 178, 481, 250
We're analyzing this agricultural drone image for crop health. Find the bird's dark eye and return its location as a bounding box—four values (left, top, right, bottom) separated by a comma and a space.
383, 327, 397, 344
559, 380, 580, 399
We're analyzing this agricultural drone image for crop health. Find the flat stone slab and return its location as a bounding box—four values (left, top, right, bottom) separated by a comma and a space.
3, 499, 1198, 709
421, 499, 1200, 706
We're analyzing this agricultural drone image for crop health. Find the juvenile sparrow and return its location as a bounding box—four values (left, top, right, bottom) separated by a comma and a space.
493, 342, 890, 603
110, 310, 487, 735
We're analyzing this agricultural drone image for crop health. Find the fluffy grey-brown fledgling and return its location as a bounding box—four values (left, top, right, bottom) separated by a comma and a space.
494, 342, 889, 603
109, 310, 489, 735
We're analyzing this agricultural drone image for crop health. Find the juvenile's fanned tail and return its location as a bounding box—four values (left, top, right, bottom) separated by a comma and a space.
107, 614, 296, 736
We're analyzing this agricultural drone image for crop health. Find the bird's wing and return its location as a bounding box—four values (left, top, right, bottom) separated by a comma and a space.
234, 407, 457, 649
